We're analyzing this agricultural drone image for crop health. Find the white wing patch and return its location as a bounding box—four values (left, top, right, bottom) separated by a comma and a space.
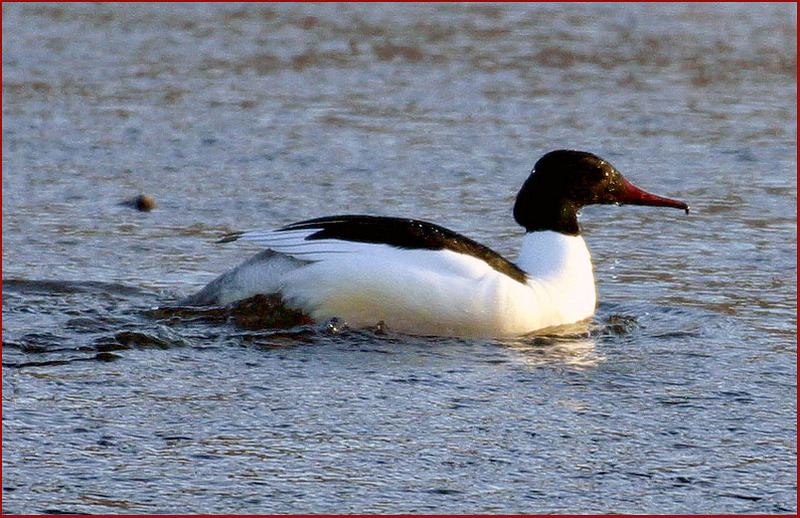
232, 228, 381, 262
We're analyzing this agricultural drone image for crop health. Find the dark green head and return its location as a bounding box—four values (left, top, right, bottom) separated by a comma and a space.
513, 150, 689, 235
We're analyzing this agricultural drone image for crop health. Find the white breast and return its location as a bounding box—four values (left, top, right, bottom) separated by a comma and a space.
514, 231, 597, 332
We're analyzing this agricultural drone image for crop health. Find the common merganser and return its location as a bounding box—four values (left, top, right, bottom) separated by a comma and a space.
183, 150, 689, 337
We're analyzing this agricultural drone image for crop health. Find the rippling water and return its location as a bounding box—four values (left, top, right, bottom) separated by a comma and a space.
3, 3, 796, 514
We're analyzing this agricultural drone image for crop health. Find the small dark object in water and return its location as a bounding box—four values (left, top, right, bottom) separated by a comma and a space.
122, 194, 157, 211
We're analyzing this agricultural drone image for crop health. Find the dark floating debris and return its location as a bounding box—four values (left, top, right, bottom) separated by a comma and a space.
147, 293, 314, 331
122, 194, 157, 212
601, 314, 640, 335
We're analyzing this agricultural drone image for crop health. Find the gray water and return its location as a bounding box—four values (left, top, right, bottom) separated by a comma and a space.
2, 3, 796, 514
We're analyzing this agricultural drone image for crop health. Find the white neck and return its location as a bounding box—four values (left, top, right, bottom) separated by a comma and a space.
515, 230, 597, 325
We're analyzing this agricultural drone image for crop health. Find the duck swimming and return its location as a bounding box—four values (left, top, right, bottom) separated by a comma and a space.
182, 150, 689, 337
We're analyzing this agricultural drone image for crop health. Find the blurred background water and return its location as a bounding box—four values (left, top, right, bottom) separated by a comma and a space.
2, 2, 796, 514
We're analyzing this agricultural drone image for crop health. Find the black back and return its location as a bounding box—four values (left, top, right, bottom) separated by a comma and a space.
280, 215, 529, 285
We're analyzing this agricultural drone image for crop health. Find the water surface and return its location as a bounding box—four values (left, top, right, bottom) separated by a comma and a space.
3, 3, 796, 514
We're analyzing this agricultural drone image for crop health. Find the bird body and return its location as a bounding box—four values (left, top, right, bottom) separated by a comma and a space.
183, 150, 688, 337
